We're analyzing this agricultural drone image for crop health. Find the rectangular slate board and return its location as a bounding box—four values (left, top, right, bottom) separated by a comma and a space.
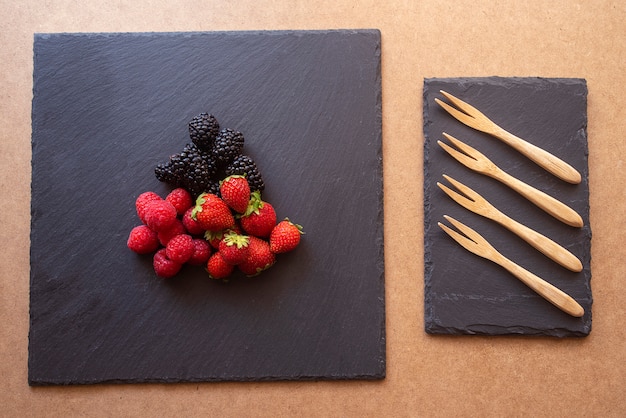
29, 30, 384, 385
423, 77, 592, 337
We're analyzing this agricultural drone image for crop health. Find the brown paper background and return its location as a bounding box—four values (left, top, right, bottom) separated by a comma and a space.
1, 1, 624, 416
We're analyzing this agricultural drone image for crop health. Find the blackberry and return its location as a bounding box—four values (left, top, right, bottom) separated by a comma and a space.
178, 143, 219, 197
154, 143, 218, 198
188, 113, 220, 151
225, 155, 265, 192
212, 128, 244, 165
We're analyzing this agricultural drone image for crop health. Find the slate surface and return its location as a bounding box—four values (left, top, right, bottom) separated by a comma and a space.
423, 77, 592, 337
29, 30, 384, 385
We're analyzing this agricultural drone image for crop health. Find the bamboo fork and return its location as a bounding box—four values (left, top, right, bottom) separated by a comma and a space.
438, 175, 583, 272
438, 215, 585, 318
435, 90, 582, 184
438, 132, 584, 228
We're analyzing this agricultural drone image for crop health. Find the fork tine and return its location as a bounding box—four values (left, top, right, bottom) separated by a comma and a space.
443, 215, 489, 248
441, 174, 481, 202
441, 133, 485, 161
434, 98, 476, 127
437, 140, 477, 168
439, 90, 484, 119
437, 181, 475, 210
437, 221, 479, 254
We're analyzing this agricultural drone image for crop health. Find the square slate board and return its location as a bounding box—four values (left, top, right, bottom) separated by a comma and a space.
423, 77, 592, 337
29, 30, 384, 385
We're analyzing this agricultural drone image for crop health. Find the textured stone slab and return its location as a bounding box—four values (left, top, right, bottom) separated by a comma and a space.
29, 30, 384, 385
423, 77, 592, 337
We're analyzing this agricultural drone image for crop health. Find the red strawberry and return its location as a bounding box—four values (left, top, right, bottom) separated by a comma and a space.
144, 199, 178, 232
188, 239, 211, 265
127, 225, 159, 254
182, 207, 205, 235
157, 218, 186, 246
240, 191, 276, 238
238, 236, 275, 276
135, 191, 162, 224
153, 248, 182, 278
207, 252, 234, 280
220, 175, 251, 213
218, 232, 250, 265
165, 234, 195, 264
269, 219, 304, 253
166, 188, 193, 215
191, 193, 234, 232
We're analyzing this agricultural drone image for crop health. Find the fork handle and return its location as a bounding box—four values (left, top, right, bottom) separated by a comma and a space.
494, 255, 585, 317
494, 213, 583, 272
493, 169, 584, 228
493, 127, 582, 184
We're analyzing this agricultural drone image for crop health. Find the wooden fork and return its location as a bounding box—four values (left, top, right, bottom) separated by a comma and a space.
438, 215, 585, 318
435, 90, 582, 184
438, 175, 583, 272
438, 132, 584, 228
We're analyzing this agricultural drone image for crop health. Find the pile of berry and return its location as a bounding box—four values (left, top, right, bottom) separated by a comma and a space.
127, 114, 303, 280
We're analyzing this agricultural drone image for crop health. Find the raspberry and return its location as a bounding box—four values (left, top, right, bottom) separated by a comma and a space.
136, 191, 162, 224
166, 188, 193, 215
165, 234, 195, 264
127, 225, 159, 254
157, 219, 186, 246
188, 239, 211, 265
182, 207, 205, 235
144, 199, 178, 232
153, 248, 182, 278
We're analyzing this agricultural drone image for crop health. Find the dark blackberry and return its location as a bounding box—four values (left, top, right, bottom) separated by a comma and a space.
225, 155, 265, 192
188, 113, 220, 151
178, 143, 219, 197
212, 128, 244, 165
155, 153, 186, 187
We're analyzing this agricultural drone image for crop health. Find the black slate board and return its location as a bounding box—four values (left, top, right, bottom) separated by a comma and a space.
29, 30, 384, 385
423, 77, 592, 337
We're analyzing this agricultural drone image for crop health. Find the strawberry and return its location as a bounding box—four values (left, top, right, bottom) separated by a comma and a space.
188, 238, 212, 265
191, 193, 234, 232
204, 223, 242, 249
218, 231, 250, 265
165, 234, 195, 264
144, 199, 178, 232
166, 188, 193, 215
127, 225, 159, 254
238, 236, 275, 276
240, 191, 276, 238
207, 252, 234, 280
153, 248, 182, 278
269, 219, 304, 253
220, 175, 251, 213
135, 191, 162, 224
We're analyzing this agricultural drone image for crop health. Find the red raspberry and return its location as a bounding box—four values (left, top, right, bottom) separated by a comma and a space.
166, 188, 193, 215
207, 252, 234, 280
135, 191, 162, 224
165, 234, 195, 264
144, 199, 178, 232
127, 225, 159, 254
188, 239, 211, 265
182, 207, 205, 235
157, 219, 186, 246
153, 248, 182, 278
